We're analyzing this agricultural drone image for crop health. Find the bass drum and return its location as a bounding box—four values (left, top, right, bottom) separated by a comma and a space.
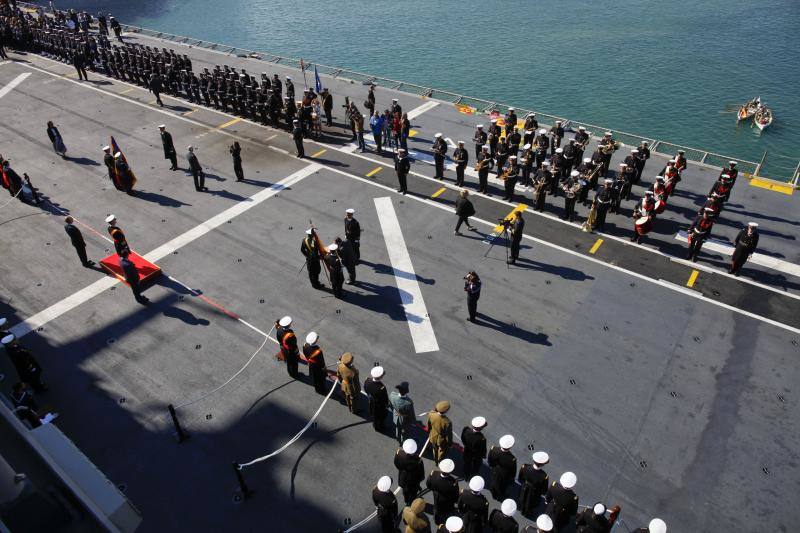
654, 200, 666, 214
635, 216, 652, 235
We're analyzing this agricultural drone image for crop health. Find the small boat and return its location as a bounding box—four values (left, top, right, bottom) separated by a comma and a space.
737, 96, 760, 122
754, 104, 773, 131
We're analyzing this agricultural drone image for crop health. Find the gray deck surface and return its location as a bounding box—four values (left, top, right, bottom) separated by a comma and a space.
0, 30, 799, 533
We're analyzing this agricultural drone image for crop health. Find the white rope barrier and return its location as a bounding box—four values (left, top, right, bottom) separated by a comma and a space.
0, 187, 23, 210
238, 377, 340, 469
174, 332, 271, 410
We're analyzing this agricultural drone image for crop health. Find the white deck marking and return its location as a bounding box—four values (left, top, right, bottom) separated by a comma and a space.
10, 165, 320, 339
406, 100, 439, 120
0, 72, 30, 99
675, 231, 800, 278
373, 197, 439, 353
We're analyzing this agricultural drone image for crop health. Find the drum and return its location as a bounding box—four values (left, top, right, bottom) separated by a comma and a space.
635, 216, 652, 235
654, 200, 666, 214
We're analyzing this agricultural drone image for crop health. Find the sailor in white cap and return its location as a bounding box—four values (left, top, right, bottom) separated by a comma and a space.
643, 517, 667, 533
452, 140, 469, 186
302, 331, 327, 394
186, 144, 206, 191
574, 125, 589, 162
284, 75, 294, 101
292, 117, 304, 158
504, 107, 517, 136
372, 475, 399, 533
391, 98, 401, 116
158, 124, 177, 170
535, 514, 554, 532
426, 458, 458, 524
2, 334, 47, 392
275, 316, 300, 377
488, 435, 517, 501
476, 145, 493, 194
674, 149, 687, 171
532, 160, 551, 212
518, 450, 550, 516
395, 147, 410, 194
458, 476, 489, 531
520, 142, 534, 185
102, 145, 116, 184
546, 472, 579, 530
507, 126, 522, 158
687, 207, 715, 262
0, 317, 7, 338
395, 439, 424, 504
593, 177, 614, 230
549, 119, 565, 155
575, 501, 611, 531
444, 516, 463, 532
364, 365, 389, 432
301, 228, 324, 289
489, 498, 519, 531
473, 124, 487, 158
104, 214, 131, 256
562, 169, 581, 222
552, 147, 566, 180
598, 131, 616, 176
534, 128, 549, 168
432, 133, 447, 179
344, 209, 361, 262
502, 155, 520, 202
730, 221, 760, 276
324, 243, 345, 298
460, 416, 487, 478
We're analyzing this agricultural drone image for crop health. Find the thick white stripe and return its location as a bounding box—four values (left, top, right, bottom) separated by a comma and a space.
373, 197, 439, 353
406, 100, 439, 120
10, 165, 320, 339
675, 231, 800, 278
0, 72, 30, 99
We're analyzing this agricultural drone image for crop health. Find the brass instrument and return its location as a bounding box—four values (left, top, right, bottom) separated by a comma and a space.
563, 179, 582, 198
533, 176, 547, 195
499, 166, 513, 181
475, 155, 493, 172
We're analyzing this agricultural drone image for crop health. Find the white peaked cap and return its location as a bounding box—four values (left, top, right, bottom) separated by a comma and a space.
556, 148, 563, 153
579, 126, 586, 130
402, 439, 417, 454
439, 459, 455, 473
105, 214, 116, 223
729, 160, 737, 165
748, 222, 758, 227
523, 144, 532, 150
532, 451, 550, 464
571, 170, 579, 177
158, 124, 166, 128
499, 434, 515, 449
471, 416, 486, 428
1, 334, 14, 345
0, 318, 6, 327
306, 229, 313, 235
435, 133, 443, 138
649, 518, 667, 533
593, 503, 606, 515
468, 476, 484, 491
501, 499, 517, 516
346, 208, 355, 214
583, 157, 591, 162
114, 152, 122, 158
560, 472, 577, 489
508, 107, 514, 111
476, 124, 484, 128
604, 131, 612, 136
328, 243, 339, 251
305, 332, 318, 345
539, 129, 547, 134
536, 514, 554, 531
370, 366, 385, 379
377, 475, 392, 492
286, 75, 291, 80
279, 316, 292, 327
458, 140, 464, 145
542, 161, 550, 167
102, 145, 110, 151
445, 516, 463, 532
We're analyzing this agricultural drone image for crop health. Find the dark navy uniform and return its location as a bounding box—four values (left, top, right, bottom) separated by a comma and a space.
372, 486, 399, 533
518, 464, 548, 517
394, 449, 424, 505
488, 509, 519, 533
364, 376, 389, 431
426, 470, 459, 525
458, 489, 489, 533
461, 425, 487, 479
488, 446, 517, 501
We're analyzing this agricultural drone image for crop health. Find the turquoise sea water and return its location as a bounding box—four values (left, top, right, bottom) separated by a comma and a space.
67, 0, 799, 179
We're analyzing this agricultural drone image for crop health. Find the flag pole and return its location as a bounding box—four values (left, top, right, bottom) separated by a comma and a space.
300, 58, 308, 90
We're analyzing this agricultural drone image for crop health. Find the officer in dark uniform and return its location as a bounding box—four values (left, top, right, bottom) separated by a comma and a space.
461, 416, 487, 479
301, 229, 323, 289
489, 499, 520, 533
292, 119, 304, 158
686, 208, 715, 262
636, 141, 650, 183
158, 125, 177, 170
426, 458, 459, 525
395, 149, 410, 194
507, 128, 522, 158
730, 222, 759, 276
149, 73, 164, 106
504, 108, 518, 136
64, 216, 93, 267
325, 243, 345, 298
534, 129, 549, 169
464, 271, 481, 322
394, 439, 425, 505
119, 250, 149, 305
476, 146, 493, 194
633, 518, 667, 533
364, 365, 389, 432
508, 211, 525, 265
545, 472, 579, 532
518, 451, 550, 518
372, 476, 399, 533
275, 316, 299, 378
2, 334, 47, 393
344, 209, 361, 262
502, 156, 519, 202
488, 120, 501, 156
303, 331, 327, 394
459, 476, 490, 533
575, 503, 611, 533
432, 133, 447, 180
520, 144, 534, 187
488, 434, 517, 501
103, 145, 116, 185
453, 141, 469, 187
533, 162, 550, 212
473, 125, 487, 159
334, 237, 357, 284
187, 145, 205, 191
549, 121, 564, 155
593, 179, 613, 231
105, 215, 130, 256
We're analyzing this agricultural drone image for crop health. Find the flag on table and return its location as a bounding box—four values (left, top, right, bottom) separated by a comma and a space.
110, 135, 137, 191
314, 65, 322, 93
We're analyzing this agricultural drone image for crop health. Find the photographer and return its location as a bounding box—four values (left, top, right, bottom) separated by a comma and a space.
464, 271, 482, 322
508, 211, 525, 264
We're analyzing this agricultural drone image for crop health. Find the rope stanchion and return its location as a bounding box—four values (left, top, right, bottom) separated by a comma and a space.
168, 403, 190, 443
232, 461, 253, 501
237, 378, 340, 469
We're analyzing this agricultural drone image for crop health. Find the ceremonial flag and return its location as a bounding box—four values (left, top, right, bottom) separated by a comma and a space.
110, 135, 137, 190
314, 65, 322, 94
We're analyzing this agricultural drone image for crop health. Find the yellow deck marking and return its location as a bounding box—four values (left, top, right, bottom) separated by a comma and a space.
749, 177, 794, 195
366, 166, 382, 177
311, 149, 327, 158
589, 239, 603, 254
182, 109, 198, 116
217, 117, 242, 130
119, 88, 135, 95
494, 204, 527, 232
431, 187, 446, 198
408, 130, 419, 138
686, 269, 700, 288
64, 72, 78, 78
